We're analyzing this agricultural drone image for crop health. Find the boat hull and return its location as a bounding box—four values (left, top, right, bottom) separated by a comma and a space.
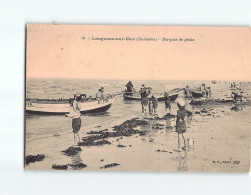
26, 98, 114, 115
123, 92, 179, 101
191, 91, 204, 98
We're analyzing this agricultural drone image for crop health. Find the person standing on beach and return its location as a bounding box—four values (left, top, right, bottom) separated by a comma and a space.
164, 91, 171, 113
206, 87, 212, 100
152, 95, 158, 115
66, 97, 81, 143
147, 87, 154, 114
139, 84, 147, 113
200, 84, 206, 95
174, 99, 187, 152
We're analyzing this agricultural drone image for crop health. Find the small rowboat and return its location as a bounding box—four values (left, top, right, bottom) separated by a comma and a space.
123, 91, 179, 101
26, 96, 114, 115
190, 90, 204, 98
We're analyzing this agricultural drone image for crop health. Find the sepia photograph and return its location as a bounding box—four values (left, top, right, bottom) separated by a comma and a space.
25, 24, 250, 172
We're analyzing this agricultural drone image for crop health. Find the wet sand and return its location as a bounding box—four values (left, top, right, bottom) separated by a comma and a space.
25, 99, 251, 172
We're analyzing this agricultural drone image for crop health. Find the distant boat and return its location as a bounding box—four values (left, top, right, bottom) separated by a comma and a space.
211, 80, 217, 84
123, 91, 179, 101
26, 96, 114, 115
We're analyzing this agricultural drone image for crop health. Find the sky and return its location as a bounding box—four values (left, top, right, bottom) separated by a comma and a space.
26, 25, 251, 81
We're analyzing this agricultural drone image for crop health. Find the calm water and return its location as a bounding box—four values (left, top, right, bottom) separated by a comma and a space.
26, 79, 246, 141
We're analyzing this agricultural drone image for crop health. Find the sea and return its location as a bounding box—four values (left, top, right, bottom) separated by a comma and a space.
26, 78, 248, 142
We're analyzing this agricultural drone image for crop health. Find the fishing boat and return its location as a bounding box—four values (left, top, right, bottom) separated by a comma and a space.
123, 91, 179, 101
26, 96, 114, 115
190, 90, 204, 98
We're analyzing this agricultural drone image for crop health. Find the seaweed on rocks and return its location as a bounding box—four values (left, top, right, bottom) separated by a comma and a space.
100, 163, 120, 169
52, 164, 68, 170
78, 139, 111, 146
162, 113, 175, 120
68, 163, 87, 169
26, 154, 45, 165
191, 99, 234, 105
78, 118, 149, 147
61, 146, 82, 156
152, 123, 165, 129
87, 129, 108, 134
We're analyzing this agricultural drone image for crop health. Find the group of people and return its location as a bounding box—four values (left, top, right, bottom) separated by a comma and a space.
126, 82, 172, 115
126, 82, 188, 151
139, 84, 158, 115
184, 84, 212, 100
96, 87, 107, 102
200, 84, 212, 99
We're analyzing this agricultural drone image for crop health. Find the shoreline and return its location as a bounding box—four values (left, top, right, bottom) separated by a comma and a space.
25, 101, 251, 172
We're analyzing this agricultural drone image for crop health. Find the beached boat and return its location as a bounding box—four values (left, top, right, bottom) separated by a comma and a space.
211, 80, 217, 84
26, 96, 114, 115
123, 91, 179, 101
190, 90, 204, 98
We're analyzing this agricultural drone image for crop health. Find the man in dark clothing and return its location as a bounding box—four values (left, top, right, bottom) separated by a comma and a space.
164, 91, 171, 113
125, 81, 134, 92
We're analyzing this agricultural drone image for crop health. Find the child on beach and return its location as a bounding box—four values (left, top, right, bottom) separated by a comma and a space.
174, 99, 187, 152
66, 97, 82, 143
152, 96, 158, 115
164, 91, 171, 113
147, 87, 153, 115
206, 87, 212, 100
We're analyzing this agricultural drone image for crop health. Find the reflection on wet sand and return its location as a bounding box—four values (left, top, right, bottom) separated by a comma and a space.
177, 150, 188, 172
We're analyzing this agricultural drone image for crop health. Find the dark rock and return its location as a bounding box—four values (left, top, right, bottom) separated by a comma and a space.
100, 163, 120, 169
26, 154, 45, 165
231, 106, 238, 111
162, 113, 175, 120
68, 163, 87, 169
52, 164, 68, 170
156, 149, 172, 154
201, 108, 208, 113
186, 110, 193, 117
195, 111, 200, 114
61, 146, 82, 156
117, 144, 126, 148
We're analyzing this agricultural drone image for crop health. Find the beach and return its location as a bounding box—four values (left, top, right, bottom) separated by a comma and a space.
25, 79, 251, 172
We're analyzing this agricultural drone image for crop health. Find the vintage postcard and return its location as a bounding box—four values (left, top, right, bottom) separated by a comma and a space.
25, 24, 251, 172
